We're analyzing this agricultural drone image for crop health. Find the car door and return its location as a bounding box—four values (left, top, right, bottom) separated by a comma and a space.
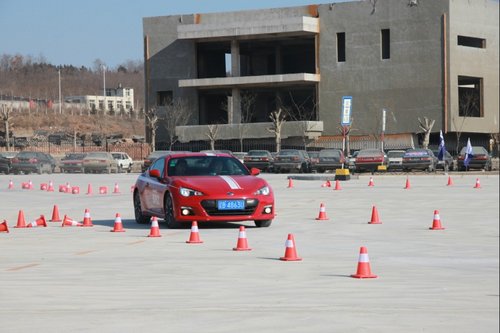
143, 157, 167, 216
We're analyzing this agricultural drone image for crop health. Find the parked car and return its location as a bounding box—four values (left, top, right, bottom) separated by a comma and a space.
0, 151, 17, 174
111, 152, 134, 173
431, 149, 455, 171
243, 150, 274, 172
11, 151, 55, 174
82, 152, 118, 173
307, 151, 320, 171
354, 149, 387, 173
60, 153, 87, 173
313, 148, 346, 173
387, 150, 406, 171
347, 151, 359, 171
402, 148, 437, 172
457, 146, 492, 171
133, 152, 275, 228
273, 149, 312, 173
45, 153, 57, 173
232, 152, 247, 164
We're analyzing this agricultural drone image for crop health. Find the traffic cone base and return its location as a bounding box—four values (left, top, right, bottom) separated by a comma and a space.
0, 220, 9, 233
321, 180, 331, 188
50, 205, 62, 222
8, 180, 14, 189
429, 210, 445, 230
280, 234, 302, 261
334, 179, 342, 190
186, 221, 203, 243
110, 213, 125, 232
368, 206, 382, 224
315, 203, 329, 221
233, 226, 251, 251
27, 215, 47, 228
351, 246, 377, 278
368, 177, 375, 187
148, 217, 162, 237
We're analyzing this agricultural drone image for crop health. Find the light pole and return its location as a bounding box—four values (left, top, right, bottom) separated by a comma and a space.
58, 69, 62, 114
102, 64, 106, 114
381, 108, 386, 151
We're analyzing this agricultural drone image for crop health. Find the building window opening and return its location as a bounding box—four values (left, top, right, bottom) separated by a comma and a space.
458, 76, 483, 118
337, 32, 346, 62
157, 91, 173, 106
225, 53, 232, 76
381, 29, 390, 60
458, 35, 486, 49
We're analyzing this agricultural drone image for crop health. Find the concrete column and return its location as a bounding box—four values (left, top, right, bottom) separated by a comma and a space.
231, 88, 241, 124
275, 45, 282, 74
231, 40, 240, 77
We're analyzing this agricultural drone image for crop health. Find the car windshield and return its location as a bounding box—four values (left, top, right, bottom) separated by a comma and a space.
459, 146, 488, 155
168, 156, 249, 176
248, 150, 269, 156
16, 152, 37, 158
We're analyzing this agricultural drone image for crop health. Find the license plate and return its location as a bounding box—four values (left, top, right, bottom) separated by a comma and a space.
217, 200, 245, 210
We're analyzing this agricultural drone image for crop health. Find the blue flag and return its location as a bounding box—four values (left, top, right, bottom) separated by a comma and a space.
464, 138, 473, 167
438, 130, 446, 161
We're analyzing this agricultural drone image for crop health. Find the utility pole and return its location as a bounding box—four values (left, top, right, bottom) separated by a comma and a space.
381, 108, 386, 151
58, 69, 62, 114
102, 64, 106, 114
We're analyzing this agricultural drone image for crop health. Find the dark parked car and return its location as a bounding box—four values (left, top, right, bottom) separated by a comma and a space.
457, 146, 492, 171
11, 151, 55, 174
60, 153, 87, 173
243, 150, 274, 172
273, 149, 311, 173
432, 149, 455, 171
402, 148, 437, 172
313, 149, 346, 173
143, 150, 190, 172
355, 149, 387, 173
0, 151, 17, 174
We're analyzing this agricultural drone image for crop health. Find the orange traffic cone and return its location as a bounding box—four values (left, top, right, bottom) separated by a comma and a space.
113, 183, 120, 194
148, 216, 161, 237
47, 181, 54, 192
65, 183, 71, 193
110, 213, 125, 232
368, 177, 375, 187
186, 221, 203, 244
334, 179, 342, 190
82, 208, 93, 227
0, 220, 9, 233
26, 215, 47, 228
429, 210, 445, 230
446, 176, 454, 186
71, 186, 80, 194
50, 205, 62, 222
321, 180, 331, 187
474, 178, 481, 189
28, 180, 33, 189
86, 183, 93, 195
15, 210, 27, 228
315, 203, 329, 221
62, 215, 83, 227
280, 234, 302, 261
351, 246, 377, 278
233, 226, 252, 251
404, 177, 411, 189
40, 183, 48, 191
8, 180, 14, 189
99, 186, 108, 194
287, 178, 294, 188
368, 205, 382, 224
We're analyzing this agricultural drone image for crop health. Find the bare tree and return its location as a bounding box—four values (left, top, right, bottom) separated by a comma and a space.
206, 124, 220, 150
162, 98, 190, 150
0, 104, 14, 151
418, 116, 435, 149
268, 108, 286, 153
237, 92, 256, 151
283, 92, 317, 150
452, 90, 479, 154
145, 106, 160, 151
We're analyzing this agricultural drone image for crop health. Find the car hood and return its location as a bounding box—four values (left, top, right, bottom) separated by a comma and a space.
173, 175, 269, 194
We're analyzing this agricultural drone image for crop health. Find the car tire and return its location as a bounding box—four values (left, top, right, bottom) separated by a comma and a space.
117, 165, 123, 173
133, 191, 150, 224
255, 219, 272, 228
164, 194, 181, 229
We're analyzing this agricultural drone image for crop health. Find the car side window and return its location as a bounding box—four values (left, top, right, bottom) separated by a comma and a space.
150, 157, 165, 177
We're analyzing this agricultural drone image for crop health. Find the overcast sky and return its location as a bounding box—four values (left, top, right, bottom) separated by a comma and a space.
0, 0, 348, 68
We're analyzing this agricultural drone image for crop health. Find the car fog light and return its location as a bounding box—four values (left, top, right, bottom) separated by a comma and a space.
264, 207, 272, 214
182, 209, 190, 216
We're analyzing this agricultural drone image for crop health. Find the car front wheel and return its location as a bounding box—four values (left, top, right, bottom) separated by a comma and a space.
164, 194, 181, 229
255, 219, 272, 227
134, 191, 150, 224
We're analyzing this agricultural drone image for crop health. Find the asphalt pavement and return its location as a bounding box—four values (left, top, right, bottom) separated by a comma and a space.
0, 172, 498, 332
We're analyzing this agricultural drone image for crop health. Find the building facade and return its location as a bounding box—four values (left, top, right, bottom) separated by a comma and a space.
65, 85, 135, 113
143, 0, 499, 151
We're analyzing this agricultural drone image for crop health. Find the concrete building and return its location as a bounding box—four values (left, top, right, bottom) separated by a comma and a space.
143, 0, 499, 152
65, 85, 135, 114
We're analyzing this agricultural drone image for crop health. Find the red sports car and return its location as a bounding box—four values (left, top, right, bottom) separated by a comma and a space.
133, 152, 275, 228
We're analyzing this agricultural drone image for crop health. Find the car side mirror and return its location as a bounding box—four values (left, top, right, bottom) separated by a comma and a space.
149, 169, 161, 178
250, 167, 260, 176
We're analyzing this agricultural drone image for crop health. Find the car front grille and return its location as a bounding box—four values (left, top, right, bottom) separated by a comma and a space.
201, 199, 258, 216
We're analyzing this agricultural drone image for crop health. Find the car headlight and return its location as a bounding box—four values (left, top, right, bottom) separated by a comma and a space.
179, 187, 203, 197
254, 186, 270, 196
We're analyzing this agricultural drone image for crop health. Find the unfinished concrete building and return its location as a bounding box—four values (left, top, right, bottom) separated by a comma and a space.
143, 0, 499, 152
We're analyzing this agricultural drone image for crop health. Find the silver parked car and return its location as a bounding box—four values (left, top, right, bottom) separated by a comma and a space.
82, 152, 119, 173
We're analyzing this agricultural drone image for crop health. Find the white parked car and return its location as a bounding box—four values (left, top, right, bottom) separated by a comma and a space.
111, 152, 133, 173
